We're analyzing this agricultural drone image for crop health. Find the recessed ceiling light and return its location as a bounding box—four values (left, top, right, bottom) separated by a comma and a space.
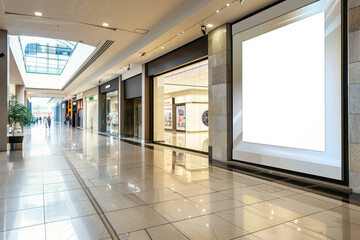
207, 24, 214, 28
102, 23, 109, 27
160, 46, 164, 49
34, 12, 42, 16
216, 10, 220, 13
226, 3, 230, 6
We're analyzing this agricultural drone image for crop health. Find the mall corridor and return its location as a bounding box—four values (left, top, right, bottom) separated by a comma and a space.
2, 0, 360, 239
0, 124, 359, 239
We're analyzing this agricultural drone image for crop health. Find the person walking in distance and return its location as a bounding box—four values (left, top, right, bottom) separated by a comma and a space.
44, 116, 48, 128
47, 116, 51, 129
65, 115, 70, 126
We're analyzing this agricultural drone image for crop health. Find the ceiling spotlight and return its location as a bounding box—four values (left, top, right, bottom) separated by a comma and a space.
126, 64, 130, 71
34, 11, 42, 16
201, 25, 207, 36
140, 52, 146, 58
206, 24, 214, 28
160, 46, 164, 49
226, 3, 230, 6
216, 10, 220, 13
102, 23, 109, 27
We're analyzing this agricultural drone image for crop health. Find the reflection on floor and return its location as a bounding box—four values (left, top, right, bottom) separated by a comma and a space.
0, 123, 360, 239
157, 131, 208, 152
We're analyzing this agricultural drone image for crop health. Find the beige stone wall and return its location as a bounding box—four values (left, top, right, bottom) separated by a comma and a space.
208, 24, 232, 161
349, 0, 360, 192
142, 64, 150, 141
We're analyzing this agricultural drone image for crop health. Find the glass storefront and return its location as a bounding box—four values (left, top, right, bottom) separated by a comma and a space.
76, 99, 83, 128
123, 98, 142, 139
105, 90, 119, 134
153, 59, 209, 152
86, 96, 97, 130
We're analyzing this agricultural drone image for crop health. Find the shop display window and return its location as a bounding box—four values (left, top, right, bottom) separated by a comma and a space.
153, 59, 209, 152
105, 90, 119, 134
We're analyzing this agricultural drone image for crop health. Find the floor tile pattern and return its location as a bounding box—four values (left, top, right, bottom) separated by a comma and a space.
0, 124, 359, 239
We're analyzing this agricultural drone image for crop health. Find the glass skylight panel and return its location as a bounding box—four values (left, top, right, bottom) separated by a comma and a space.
19, 36, 77, 75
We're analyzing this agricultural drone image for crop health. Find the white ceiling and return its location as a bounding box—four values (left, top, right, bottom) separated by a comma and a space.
0, 0, 278, 98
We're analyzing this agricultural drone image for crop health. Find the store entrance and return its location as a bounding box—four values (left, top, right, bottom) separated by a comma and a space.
123, 97, 142, 139
100, 90, 119, 135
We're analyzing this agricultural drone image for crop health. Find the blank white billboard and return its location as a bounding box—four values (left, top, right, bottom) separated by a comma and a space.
242, 12, 325, 151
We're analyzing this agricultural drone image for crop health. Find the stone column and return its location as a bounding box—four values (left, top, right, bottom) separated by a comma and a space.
0, 30, 9, 151
118, 76, 122, 135
349, 1, 360, 193
208, 24, 232, 162
15, 85, 25, 105
119, 79, 126, 136
142, 64, 150, 141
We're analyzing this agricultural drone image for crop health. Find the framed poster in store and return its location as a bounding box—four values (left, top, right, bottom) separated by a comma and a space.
164, 131, 173, 145
176, 104, 186, 131
176, 132, 186, 148
164, 98, 173, 130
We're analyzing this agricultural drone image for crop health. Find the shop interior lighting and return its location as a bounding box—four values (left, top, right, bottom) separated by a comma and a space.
34, 11, 42, 16
102, 23, 109, 27
207, 24, 214, 28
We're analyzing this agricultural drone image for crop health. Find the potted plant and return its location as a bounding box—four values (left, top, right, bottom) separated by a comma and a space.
8, 95, 32, 150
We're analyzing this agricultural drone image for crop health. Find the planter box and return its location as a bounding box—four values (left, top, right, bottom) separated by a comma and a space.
8, 136, 24, 150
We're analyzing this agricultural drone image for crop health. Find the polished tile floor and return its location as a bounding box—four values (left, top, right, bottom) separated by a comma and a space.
1, 123, 360, 239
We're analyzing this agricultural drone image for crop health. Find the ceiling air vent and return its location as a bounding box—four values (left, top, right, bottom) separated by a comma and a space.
61, 40, 114, 91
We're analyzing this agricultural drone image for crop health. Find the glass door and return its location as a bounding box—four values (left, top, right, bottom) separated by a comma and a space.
134, 98, 142, 139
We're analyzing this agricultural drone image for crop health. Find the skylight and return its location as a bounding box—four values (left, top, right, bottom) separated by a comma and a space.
10, 35, 96, 89
18, 36, 77, 75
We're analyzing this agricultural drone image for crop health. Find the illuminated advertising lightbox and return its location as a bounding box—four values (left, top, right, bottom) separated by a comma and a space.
232, 0, 343, 180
